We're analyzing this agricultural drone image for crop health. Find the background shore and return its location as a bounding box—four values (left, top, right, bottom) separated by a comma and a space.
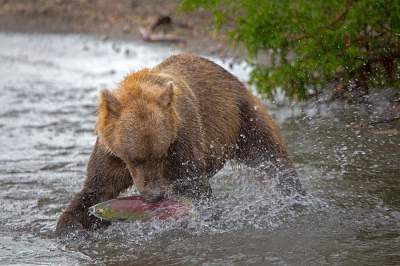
0, 0, 237, 57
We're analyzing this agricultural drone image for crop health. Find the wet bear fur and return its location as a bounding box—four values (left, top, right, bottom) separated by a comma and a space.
56, 53, 302, 235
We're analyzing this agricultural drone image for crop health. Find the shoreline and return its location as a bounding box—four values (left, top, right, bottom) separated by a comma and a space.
0, 0, 238, 57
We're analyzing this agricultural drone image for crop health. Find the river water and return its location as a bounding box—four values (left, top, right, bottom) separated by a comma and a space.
0, 32, 399, 265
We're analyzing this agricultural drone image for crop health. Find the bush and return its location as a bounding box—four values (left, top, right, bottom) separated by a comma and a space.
181, 0, 400, 100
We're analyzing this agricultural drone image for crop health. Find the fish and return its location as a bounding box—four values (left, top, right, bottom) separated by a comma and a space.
88, 195, 192, 221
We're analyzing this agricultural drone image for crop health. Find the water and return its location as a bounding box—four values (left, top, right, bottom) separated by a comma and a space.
0, 32, 399, 265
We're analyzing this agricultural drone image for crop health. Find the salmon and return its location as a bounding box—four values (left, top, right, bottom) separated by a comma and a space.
88, 195, 192, 221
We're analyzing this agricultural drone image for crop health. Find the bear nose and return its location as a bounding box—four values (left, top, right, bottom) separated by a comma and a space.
143, 191, 164, 203
143, 180, 165, 202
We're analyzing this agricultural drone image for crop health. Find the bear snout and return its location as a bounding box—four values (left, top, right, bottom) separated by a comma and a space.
143, 191, 164, 203
143, 184, 164, 203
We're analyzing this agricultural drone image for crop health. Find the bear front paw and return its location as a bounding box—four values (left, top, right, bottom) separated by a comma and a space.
55, 209, 111, 237
55, 211, 86, 237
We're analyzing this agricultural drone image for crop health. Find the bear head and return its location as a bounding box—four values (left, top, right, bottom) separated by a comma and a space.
96, 71, 180, 202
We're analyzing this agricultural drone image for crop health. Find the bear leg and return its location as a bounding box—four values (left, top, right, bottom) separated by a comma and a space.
55, 138, 133, 236
236, 101, 305, 196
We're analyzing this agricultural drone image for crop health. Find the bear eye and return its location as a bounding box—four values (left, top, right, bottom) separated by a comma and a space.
130, 157, 145, 166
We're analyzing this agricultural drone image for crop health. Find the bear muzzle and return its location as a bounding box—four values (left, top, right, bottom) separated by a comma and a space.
143, 183, 165, 203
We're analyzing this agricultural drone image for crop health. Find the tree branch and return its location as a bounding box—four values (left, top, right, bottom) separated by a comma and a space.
288, 0, 353, 42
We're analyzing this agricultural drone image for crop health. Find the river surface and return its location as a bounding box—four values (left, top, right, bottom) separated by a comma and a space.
0, 32, 399, 266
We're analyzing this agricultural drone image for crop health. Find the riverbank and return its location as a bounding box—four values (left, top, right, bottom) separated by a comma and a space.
0, 0, 237, 57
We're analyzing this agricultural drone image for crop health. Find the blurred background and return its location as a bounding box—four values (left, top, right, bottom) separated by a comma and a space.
0, 1, 399, 265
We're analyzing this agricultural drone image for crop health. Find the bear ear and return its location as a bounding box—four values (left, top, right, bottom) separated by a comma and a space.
158, 81, 174, 108
99, 89, 121, 116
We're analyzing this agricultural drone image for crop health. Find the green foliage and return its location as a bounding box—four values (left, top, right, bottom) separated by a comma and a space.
181, 0, 400, 99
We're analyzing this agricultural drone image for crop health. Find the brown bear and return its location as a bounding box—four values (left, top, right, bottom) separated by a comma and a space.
55, 53, 303, 235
